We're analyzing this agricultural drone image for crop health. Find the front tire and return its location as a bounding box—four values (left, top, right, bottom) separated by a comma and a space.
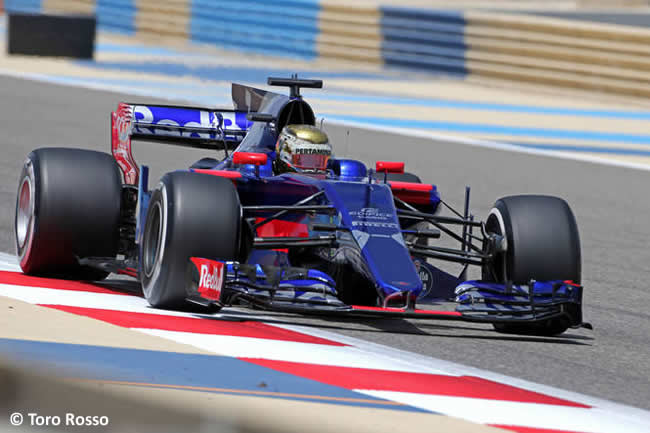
15, 148, 122, 280
483, 195, 581, 336
140, 172, 242, 310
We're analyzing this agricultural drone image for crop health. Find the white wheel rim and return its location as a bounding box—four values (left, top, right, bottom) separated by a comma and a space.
487, 208, 508, 251
486, 207, 509, 282
143, 201, 163, 279
16, 176, 33, 249
141, 185, 168, 300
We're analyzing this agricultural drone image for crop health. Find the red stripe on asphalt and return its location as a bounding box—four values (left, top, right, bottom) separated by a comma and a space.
491, 425, 586, 433
41, 305, 346, 346
241, 359, 589, 407
0, 271, 134, 296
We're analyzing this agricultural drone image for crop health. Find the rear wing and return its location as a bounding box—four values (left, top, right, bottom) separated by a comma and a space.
111, 103, 252, 185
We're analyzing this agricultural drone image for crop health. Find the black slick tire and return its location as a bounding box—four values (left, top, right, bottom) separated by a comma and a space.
15, 148, 122, 280
140, 172, 241, 310
483, 195, 581, 336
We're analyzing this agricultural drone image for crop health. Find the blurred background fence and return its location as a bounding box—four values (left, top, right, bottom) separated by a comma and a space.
4, 0, 650, 98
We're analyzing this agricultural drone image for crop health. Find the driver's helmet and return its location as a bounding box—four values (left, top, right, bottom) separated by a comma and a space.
275, 125, 332, 174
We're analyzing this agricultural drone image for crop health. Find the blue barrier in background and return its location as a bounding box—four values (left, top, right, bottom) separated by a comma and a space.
381, 8, 467, 76
3, 1, 469, 76
96, 0, 135, 35
3, 1, 646, 101
5, 0, 43, 14
190, 0, 320, 60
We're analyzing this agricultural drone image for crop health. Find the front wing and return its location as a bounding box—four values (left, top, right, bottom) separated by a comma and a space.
186, 257, 588, 329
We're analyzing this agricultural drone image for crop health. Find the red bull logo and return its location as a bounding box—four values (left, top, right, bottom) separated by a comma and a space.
190, 258, 225, 301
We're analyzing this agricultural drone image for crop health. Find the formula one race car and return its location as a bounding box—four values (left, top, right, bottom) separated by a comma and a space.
14, 76, 590, 336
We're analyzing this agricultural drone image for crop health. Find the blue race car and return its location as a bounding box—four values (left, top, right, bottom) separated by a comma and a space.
14, 76, 590, 336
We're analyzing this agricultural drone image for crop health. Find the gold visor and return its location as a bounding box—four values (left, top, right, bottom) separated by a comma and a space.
292, 154, 329, 172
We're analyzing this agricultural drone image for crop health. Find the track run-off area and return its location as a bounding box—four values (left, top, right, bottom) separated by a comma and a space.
1, 36, 650, 433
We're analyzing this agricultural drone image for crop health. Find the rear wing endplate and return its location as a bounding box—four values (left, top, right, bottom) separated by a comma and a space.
111, 103, 252, 185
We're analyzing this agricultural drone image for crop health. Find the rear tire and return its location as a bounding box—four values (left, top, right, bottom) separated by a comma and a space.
15, 148, 122, 280
140, 172, 242, 310
483, 195, 581, 336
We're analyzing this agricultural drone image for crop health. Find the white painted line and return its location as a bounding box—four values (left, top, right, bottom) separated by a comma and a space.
0, 279, 452, 374
327, 118, 650, 173
2, 68, 650, 174
0, 252, 20, 272
137, 329, 446, 374
0, 68, 225, 107
0, 283, 208, 318
0, 264, 20, 273
0, 252, 17, 263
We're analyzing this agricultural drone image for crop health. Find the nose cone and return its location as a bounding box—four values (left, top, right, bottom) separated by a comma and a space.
352, 229, 423, 297
323, 181, 423, 300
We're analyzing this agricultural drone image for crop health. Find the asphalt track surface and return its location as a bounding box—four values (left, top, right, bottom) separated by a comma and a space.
1, 75, 649, 411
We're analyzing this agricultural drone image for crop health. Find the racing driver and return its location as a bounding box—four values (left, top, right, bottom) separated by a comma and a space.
274, 125, 332, 174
